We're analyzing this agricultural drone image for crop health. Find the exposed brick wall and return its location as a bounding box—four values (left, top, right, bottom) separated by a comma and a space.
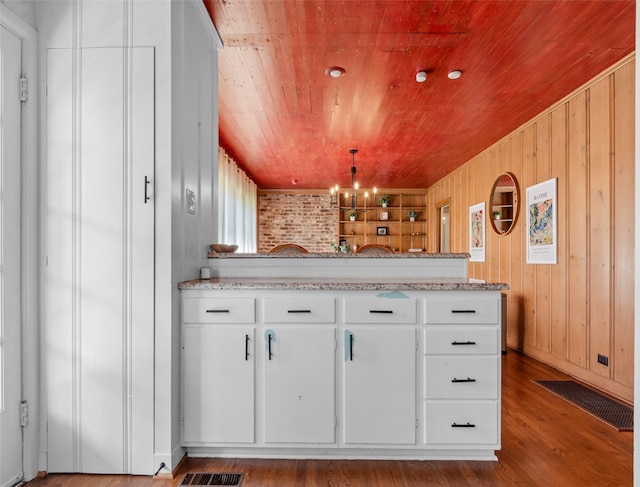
258, 192, 338, 253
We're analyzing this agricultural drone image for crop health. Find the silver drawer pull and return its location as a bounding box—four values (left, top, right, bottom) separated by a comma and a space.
452, 341, 476, 346
206, 309, 230, 313
369, 310, 393, 314
452, 377, 476, 383
451, 309, 476, 314
451, 422, 476, 428
287, 309, 311, 313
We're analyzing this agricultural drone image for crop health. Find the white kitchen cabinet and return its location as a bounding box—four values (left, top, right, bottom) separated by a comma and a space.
342, 296, 417, 445
182, 297, 256, 444
263, 325, 336, 443
422, 293, 501, 448
180, 287, 502, 460
343, 325, 417, 445
262, 295, 336, 443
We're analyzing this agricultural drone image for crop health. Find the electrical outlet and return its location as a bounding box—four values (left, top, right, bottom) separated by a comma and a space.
597, 354, 609, 366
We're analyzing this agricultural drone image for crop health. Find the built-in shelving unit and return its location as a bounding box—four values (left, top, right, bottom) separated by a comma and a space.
337, 190, 427, 252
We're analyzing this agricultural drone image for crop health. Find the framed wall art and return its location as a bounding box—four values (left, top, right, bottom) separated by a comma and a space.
469, 202, 485, 262
526, 178, 557, 264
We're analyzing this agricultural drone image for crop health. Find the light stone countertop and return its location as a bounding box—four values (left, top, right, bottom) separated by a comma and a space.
178, 277, 508, 291
207, 252, 471, 259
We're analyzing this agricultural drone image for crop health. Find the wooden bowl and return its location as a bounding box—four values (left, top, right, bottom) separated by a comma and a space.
210, 244, 238, 253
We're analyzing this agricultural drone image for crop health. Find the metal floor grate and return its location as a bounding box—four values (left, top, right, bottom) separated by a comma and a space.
533, 380, 633, 431
180, 472, 244, 486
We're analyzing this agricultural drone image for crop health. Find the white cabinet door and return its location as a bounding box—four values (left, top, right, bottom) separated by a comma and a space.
263, 326, 336, 443
183, 325, 255, 443
343, 326, 416, 445
46, 46, 155, 474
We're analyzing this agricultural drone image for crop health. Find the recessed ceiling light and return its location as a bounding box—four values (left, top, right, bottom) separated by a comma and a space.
415, 71, 428, 83
326, 67, 346, 78
448, 70, 462, 80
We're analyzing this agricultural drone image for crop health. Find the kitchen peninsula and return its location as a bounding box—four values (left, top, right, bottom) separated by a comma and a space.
179, 253, 507, 461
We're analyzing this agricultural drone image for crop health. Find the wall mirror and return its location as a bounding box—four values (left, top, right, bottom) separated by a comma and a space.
489, 172, 519, 235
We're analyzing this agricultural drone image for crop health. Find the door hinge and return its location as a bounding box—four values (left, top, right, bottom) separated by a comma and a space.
19, 77, 28, 102
20, 400, 28, 427
415, 418, 418, 429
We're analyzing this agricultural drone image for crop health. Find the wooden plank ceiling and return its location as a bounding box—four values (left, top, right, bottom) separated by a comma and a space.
203, 0, 635, 190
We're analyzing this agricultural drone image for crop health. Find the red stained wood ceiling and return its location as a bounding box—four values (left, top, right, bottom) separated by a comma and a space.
203, 0, 635, 190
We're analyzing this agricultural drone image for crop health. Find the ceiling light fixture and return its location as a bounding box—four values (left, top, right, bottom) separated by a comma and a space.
416, 71, 428, 83
326, 66, 346, 78
330, 149, 376, 211
448, 70, 462, 80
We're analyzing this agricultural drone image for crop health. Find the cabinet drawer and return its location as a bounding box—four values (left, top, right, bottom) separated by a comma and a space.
424, 295, 498, 324
344, 298, 416, 324
182, 297, 256, 324
424, 402, 498, 445
424, 356, 498, 399
264, 297, 336, 323
424, 326, 498, 355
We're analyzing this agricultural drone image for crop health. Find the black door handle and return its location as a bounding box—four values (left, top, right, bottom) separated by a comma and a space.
451, 422, 476, 428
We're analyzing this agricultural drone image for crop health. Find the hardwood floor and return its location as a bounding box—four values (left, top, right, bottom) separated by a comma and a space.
25, 351, 632, 487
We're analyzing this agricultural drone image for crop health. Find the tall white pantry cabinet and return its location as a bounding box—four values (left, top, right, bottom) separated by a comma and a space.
41, 0, 221, 475
45, 38, 155, 476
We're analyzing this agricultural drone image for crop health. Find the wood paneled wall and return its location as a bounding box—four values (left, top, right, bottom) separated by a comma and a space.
426, 55, 635, 402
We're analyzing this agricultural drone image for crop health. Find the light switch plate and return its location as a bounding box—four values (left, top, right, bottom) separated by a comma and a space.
186, 188, 196, 214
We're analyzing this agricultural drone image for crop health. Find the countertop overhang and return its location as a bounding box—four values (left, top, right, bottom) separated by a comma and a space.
179, 277, 508, 291
207, 252, 471, 259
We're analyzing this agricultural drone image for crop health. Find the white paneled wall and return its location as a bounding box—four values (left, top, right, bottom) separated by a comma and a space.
45, 45, 155, 474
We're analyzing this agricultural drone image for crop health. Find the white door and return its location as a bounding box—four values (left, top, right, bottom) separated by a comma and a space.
45, 47, 155, 474
343, 326, 416, 445
264, 326, 335, 443
0, 25, 24, 487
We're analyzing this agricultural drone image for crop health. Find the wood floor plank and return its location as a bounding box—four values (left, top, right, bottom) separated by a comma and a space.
25, 351, 632, 487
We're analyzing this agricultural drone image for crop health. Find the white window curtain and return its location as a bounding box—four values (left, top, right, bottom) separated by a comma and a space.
217, 147, 257, 252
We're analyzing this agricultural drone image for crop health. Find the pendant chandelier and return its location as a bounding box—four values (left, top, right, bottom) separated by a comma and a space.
330, 149, 377, 211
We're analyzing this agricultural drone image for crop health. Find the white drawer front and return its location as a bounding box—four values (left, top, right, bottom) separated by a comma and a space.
424, 326, 498, 355
424, 296, 498, 324
264, 296, 336, 323
182, 297, 255, 323
344, 298, 416, 324
424, 402, 498, 445
424, 356, 498, 399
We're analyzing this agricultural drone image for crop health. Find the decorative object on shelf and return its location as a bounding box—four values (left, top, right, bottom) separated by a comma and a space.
349, 211, 357, 221
379, 194, 391, 207
330, 241, 351, 253
210, 243, 238, 253
329, 149, 376, 211
408, 210, 417, 222
380, 211, 388, 221
376, 226, 388, 236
